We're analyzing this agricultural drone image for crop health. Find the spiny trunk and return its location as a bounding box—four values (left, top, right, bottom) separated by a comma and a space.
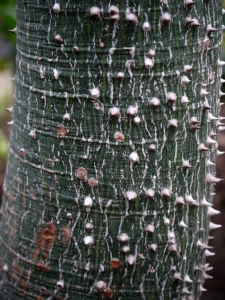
0, 1, 223, 299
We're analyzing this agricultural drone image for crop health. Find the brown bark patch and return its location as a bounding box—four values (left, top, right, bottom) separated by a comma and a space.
110, 258, 121, 269
19, 280, 28, 295
32, 223, 57, 261
103, 288, 113, 298
76, 167, 88, 180
60, 224, 71, 244
5, 258, 31, 296
56, 125, 68, 138
37, 260, 50, 272
88, 177, 98, 187
3, 186, 14, 203
114, 132, 125, 142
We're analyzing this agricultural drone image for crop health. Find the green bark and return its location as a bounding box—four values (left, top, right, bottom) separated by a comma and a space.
0, 0, 223, 299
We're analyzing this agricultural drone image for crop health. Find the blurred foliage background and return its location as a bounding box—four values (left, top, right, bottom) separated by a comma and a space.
0, 0, 16, 169
0, 0, 16, 69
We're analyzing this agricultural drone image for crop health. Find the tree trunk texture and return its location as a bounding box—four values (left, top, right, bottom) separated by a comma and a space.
0, 0, 223, 299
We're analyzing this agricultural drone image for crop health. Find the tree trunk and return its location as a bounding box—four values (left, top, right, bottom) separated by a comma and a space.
0, 0, 223, 299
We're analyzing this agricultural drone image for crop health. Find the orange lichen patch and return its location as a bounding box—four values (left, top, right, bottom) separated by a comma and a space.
103, 288, 113, 298
37, 260, 50, 272
56, 124, 68, 138
114, 132, 125, 142
32, 223, 57, 261
88, 177, 98, 187
60, 224, 71, 244
36, 297, 44, 300
76, 167, 88, 180
110, 258, 121, 269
